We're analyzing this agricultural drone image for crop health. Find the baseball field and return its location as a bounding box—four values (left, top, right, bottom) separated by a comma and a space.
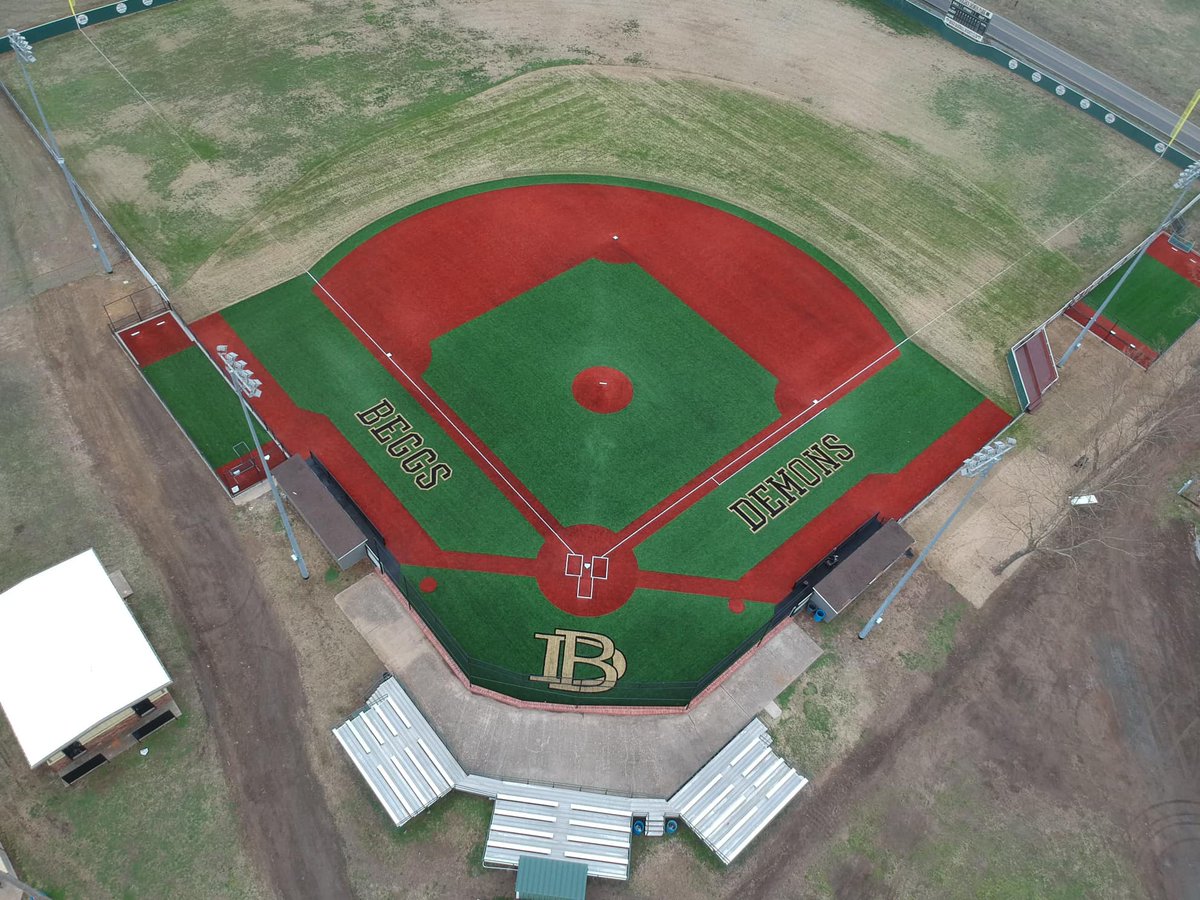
127, 176, 1009, 703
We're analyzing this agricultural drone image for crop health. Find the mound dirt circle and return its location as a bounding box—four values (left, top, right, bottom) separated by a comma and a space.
572, 366, 634, 414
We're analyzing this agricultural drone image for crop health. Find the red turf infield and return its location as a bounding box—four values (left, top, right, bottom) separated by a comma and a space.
118, 312, 192, 367
316, 183, 894, 419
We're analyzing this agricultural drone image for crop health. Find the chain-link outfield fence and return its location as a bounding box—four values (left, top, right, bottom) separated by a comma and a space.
308, 454, 802, 708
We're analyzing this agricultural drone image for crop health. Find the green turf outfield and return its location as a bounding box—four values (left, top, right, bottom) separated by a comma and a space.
424, 259, 780, 530
406, 565, 773, 691
220, 278, 544, 558
636, 343, 985, 578
142, 346, 270, 468
1088, 254, 1200, 350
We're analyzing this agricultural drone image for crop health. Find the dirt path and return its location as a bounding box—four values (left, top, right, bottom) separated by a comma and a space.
709, 382, 1200, 898
31, 266, 352, 899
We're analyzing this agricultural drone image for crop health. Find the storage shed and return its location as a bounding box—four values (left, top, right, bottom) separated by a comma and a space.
515, 856, 589, 900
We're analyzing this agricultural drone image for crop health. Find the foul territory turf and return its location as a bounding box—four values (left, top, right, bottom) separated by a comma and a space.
171, 176, 1008, 705
1079, 233, 1200, 353
141, 346, 271, 469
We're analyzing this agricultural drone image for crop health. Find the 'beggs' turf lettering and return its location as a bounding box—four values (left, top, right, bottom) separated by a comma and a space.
728, 433, 854, 532
355, 398, 453, 490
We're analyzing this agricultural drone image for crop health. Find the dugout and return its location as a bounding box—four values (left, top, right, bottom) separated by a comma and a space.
274, 456, 368, 570
794, 517, 913, 620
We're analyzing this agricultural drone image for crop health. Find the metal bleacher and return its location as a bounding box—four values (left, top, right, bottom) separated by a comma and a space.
480, 782, 635, 880
668, 719, 808, 865
335, 677, 809, 882
332, 677, 467, 827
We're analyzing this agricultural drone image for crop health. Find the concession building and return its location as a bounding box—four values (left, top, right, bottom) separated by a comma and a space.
0, 550, 179, 784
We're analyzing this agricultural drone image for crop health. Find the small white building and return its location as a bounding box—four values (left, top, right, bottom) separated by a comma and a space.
0, 549, 179, 784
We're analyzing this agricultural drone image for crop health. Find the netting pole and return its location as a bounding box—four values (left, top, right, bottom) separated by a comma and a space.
6, 29, 113, 275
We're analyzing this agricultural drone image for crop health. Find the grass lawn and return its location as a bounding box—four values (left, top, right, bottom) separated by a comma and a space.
1085, 254, 1200, 350
425, 258, 780, 531
0, 305, 261, 898
808, 774, 1138, 898
141, 346, 270, 469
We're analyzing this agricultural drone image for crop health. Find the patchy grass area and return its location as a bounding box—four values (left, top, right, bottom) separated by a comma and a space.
0, 1, 1176, 401
899, 601, 967, 672
837, 0, 930, 36
807, 772, 1140, 898
772, 640, 865, 776
0, 304, 261, 899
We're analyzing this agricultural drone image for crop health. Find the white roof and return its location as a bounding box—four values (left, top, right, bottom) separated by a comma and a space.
0, 550, 171, 767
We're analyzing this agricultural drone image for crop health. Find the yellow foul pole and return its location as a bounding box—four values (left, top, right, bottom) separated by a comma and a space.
1168, 89, 1200, 148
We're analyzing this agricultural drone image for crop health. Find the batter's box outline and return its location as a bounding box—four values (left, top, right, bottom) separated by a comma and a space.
565, 553, 611, 600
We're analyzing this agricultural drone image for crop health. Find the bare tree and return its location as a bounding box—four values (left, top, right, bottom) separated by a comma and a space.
991, 361, 1200, 574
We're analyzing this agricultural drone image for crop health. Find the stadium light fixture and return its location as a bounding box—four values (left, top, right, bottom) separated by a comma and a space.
858, 437, 1016, 639
216, 345, 310, 580
1059, 162, 1200, 368
6, 28, 112, 274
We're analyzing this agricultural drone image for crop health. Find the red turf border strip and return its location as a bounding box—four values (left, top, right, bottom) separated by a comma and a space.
1146, 231, 1200, 287
117, 312, 192, 367
1063, 300, 1158, 368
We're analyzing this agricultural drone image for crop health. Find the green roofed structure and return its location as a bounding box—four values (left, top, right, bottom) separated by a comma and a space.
515, 856, 589, 900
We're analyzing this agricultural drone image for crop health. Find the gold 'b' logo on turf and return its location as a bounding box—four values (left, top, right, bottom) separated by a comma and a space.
531, 629, 627, 693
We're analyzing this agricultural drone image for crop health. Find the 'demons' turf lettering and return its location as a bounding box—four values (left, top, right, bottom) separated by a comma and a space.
728, 433, 855, 532
356, 398, 453, 490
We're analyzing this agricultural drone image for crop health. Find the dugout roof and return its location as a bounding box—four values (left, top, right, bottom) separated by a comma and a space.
0, 550, 171, 767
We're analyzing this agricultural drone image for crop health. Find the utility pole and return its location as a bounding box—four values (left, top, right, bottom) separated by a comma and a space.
5, 28, 113, 274
215, 345, 309, 580
859, 437, 1017, 639
1058, 161, 1200, 368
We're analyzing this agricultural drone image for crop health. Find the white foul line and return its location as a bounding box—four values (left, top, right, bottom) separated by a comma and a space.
306, 272, 574, 553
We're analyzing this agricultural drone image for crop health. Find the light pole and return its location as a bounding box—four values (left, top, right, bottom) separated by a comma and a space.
859, 437, 1017, 639
215, 345, 309, 580
1059, 161, 1200, 368
5, 28, 113, 274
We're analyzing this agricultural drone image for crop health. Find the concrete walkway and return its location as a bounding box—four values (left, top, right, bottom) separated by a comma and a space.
336, 575, 821, 797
